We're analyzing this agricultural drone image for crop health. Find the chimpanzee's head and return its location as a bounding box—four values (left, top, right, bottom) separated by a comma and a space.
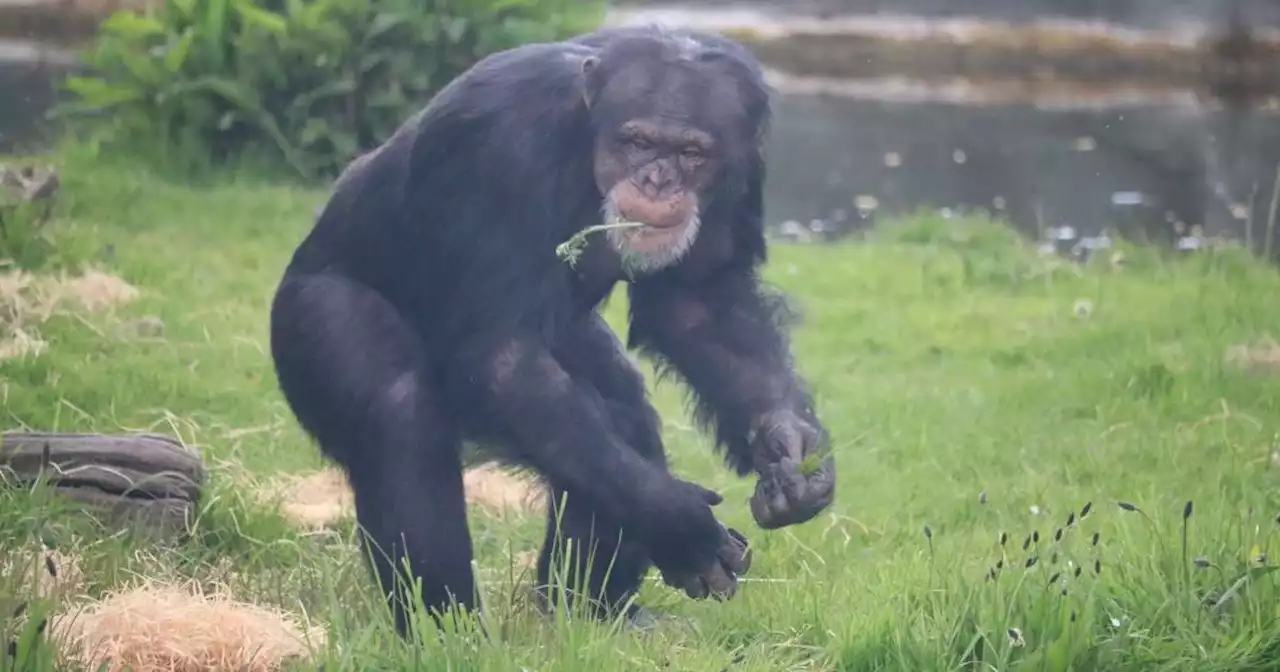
580, 30, 770, 273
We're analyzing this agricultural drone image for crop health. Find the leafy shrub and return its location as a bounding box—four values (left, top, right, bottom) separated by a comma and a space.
54, 0, 605, 180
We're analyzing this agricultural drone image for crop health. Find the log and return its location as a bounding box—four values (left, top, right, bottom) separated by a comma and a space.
55, 487, 197, 541
0, 431, 206, 540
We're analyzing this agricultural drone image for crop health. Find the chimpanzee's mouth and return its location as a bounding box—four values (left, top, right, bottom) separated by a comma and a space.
614, 194, 691, 230
619, 220, 687, 252
616, 213, 682, 231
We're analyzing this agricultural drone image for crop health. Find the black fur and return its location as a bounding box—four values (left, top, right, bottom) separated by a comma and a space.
269, 25, 827, 635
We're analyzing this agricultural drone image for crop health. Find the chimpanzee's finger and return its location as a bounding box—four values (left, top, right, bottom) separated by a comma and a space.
701, 563, 738, 601
693, 483, 724, 506
779, 423, 807, 462
721, 526, 753, 575
669, 570, 717, 600
686, 575, 711, 600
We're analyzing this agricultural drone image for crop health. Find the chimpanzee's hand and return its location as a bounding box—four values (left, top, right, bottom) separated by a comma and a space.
647, 480, 752, 601
748, 406, 836, 529
658, 523, 752, 601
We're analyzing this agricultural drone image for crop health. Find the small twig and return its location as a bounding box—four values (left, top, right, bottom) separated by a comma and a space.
555, 221, 645, 267
1265, 161, 1280, 261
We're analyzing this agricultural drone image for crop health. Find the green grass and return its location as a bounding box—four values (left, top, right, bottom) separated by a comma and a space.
3, 146, 1280, 670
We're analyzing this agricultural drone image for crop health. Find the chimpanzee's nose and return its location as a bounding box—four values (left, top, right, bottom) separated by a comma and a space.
639, 166, 676, 196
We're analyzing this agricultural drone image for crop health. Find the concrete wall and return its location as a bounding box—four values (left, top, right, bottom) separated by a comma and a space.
615, 0, 1280, 31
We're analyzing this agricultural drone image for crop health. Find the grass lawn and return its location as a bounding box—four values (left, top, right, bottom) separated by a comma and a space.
2, 146, 1280, 670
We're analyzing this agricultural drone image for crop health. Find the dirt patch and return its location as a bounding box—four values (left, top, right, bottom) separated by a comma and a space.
0, 268, 139, 360
54, 580, 325, 672
268, 462, 546, 530
1225, 338, 1280, 374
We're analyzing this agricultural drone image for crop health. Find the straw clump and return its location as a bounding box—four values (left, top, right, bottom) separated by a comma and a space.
1224, 337, 1280, 375
57, 580, 325, 672
0, 268, 140, 360
267, 467, 353, 530
267, 461, 546, 529
462, 462, 546, 517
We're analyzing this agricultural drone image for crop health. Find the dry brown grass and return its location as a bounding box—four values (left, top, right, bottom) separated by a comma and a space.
1224, 337, 1280, 375
462, 462, 546, 517
53, 580, 326, 672
266, 462, 546, 530
1, 542, 87, 601
4, 544, 322, 671
0, 267, 139, 360
264, 467, 352, 530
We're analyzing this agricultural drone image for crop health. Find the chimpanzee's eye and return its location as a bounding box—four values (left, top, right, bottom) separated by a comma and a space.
680, 146, 704, 161
626, 137, 653, 152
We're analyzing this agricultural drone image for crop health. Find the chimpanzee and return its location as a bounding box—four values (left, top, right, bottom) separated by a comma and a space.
268, 24, 836, 635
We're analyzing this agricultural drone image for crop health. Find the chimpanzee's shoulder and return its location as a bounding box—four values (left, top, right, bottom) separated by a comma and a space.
440, 39, 596, 95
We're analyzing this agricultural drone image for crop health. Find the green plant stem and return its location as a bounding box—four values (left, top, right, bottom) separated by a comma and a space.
554, 221, 645, 265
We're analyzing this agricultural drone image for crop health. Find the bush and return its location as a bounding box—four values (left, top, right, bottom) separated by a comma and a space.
54, 0, 606, 180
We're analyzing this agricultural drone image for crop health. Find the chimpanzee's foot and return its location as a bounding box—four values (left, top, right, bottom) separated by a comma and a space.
750, 454, 836, 529
623, 604, 660, 631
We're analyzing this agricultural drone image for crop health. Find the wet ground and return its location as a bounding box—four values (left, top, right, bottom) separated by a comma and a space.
3, 18, 1280, 256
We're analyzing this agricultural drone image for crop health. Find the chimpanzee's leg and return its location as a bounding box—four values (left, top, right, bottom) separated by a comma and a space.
270, 273, 475, 635
536, 313, 669, 621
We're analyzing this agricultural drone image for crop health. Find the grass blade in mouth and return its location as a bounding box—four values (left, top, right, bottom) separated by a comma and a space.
555, 220, 646, 266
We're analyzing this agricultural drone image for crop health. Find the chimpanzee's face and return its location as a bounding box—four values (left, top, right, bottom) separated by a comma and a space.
580, 35, 760, 274
591, 117, 718, 272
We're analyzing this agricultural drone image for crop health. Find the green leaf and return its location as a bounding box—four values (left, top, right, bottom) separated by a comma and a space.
298, 116, 331, 146
98, 11, 166, 39
363, 11, 409, 43
163, 29, 196, 72
199, 0, 231, 69
365, 88, 407, 109
290, 79, 357, 114
61, 75, 145, 107
357, 51, 393, 74
443, 17, 469, 43
115, 48, 169, 87
166, 0, 197, 22
232, 0, 289, 34
176, 76, 264, 112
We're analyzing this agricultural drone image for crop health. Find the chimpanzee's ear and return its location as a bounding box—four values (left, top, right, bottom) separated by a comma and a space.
580, 55, 601, 108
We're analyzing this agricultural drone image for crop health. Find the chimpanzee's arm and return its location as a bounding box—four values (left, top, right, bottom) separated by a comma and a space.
627, 255, 836, 529
627, 262, 815, 473
445, 331, 749, 587
450, 333, 689, 515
